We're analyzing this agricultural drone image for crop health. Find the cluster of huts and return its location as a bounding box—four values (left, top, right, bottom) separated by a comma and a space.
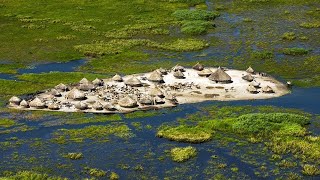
8, 63, 275, 112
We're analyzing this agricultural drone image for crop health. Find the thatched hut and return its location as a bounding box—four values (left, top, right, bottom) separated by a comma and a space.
247, 85, 258, 94
172, 65, 185, 72
197, 69, 212, 77
29, 97, 46, 109
112, 74, 123, 82
55, 83, 68, 92
20, 100, 29, 108
75, 101, 88, 110
246, 66, 255, 74
242, 74, 254, 82
262, 86, 274, 93
149, 87, 164, 97
92, 101, 103, 110
66, 88, 86, 100
250, 81, 261, 88
118, 96, 138, 108
147, 71, 164, 83
92, 78, 104, 86
48, 103, 60, 110
79, 78, 90, 84
124, 76, 142, 87
208, 67, 232, 83
157, 68, 168, 75
104, 103, 116, 111
9, 96, 21, 106
193, 62, 204, 71
154, 97, 165, 104
173, 70, 185, 79
139, 96, 153, 105
79, 83, 95, 91
50, 89, 62, 97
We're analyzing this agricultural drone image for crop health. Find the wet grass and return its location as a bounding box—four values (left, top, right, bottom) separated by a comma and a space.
282, 48, 309, 56
124, 110, 161, 119
0, 118, 16, 128
0, 170, 67, 179
170, 146, 197, 162
0, 64, 25, 74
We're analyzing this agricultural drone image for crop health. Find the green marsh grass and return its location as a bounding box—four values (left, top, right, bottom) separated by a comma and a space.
170, 146, 197, 162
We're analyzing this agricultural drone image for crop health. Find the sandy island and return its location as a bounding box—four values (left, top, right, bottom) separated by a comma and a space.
8, 64, 290, 114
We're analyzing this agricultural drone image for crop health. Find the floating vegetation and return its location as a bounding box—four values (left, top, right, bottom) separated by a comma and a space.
299, 22, 320, 28
172, 9, 220, 21
301, 164, 320, 176
164, 0, 205, 6
282, 32, 296, 40
124, 110, 161, 119
64, 152, 83, 160
282, 48, 309, 56
0, 118, 16, 128
65, 114, 122, 125
109, 172, 120, 180
170, 146, 197, 162
251, 50, 274, 59
86, 167, 106, 177
181, 20, 212, 35
0, 171, 68, 179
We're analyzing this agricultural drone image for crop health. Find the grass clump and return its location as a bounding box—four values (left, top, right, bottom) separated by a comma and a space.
251, 50, 274, 59
282, 48, 309, 55
86, 168, 106, 177
164, 0, 205, 6
0, 64, 25, 74
109, 172, 120, 180
181, 20, 212, 35
170, 146, 197, 162
125, 110, 161, 119
157, 125, 213, 143
64, 152, 83, 160
0, 118, 16, 128
0, 171, 67, 180
172, 9, 220, 21
299, 22, 320, 28
301, 164, 320, 176
282, 32, 296, 40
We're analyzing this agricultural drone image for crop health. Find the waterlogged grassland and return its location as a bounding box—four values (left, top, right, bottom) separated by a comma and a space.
170, 146, 197, 162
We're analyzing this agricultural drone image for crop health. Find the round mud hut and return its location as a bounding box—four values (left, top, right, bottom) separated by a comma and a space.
208, 67, 232, 83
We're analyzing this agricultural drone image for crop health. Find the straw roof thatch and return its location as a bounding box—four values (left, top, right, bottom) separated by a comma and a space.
147, 71, 164, 83
112, 74, 123, 82
104, 103, 116, 111
197, 69, 212, 77
262, 86, 274, 93
92, 78, 104, 86
154, 97, 165, 104
50, 89, 62, 97
67, 88, 86, 100
20, 100, 29, 108
118, 96, 138, 108
208, 67, 232, 83
55, 83, 68, 91
149, 87, 164, 97
48, 103, 60, 110
172, 64, 185, 72
139, 97, 153, 105
9, 96, 21, 105
79, 83, 95, 91
246, 66, 255, 74
125, 76, 142, 87
79, 78, 90, 84
92, 101, 103, 110
193, 62, 204, 71
29, 97, 46, 109
173, 70, 185, 79
242, 74, 254, 82
157, 68, 168, 75
247, 85, 258, 94
75, 101, 88, 110
250, 81, 261, 88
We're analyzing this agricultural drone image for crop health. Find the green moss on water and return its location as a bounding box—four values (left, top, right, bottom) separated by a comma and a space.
109, 172, 120, 180
0, 118, 16, 128
301, 164, 320, 176
170, 146, 197, 162
282, 48, 309, 56
125, 110, 161, 119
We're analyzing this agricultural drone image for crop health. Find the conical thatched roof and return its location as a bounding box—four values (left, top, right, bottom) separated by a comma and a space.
262, 85, 274, 93
139, 96, 153, 105
75, 101, 88, 110
29, 97, 46, 109
147, 71, 164, 82
92, 101, 103, 110
154, 97, 165, 104
79, 78, 90, 84
118, 96, 138, 108
50, 89, 62, 97
208, 68, 232, 83
173, 70, 185, 79
158, 68, 168, 75
20, 100, 29, 108
247, 85, 258, 93
79, 83, 95, 91
66, 88, 86, 100
193, 62, 204, 71
104, 103, 116, 111
149, 87, 164, 97
92, 78, 104, 86
250, 81, 260, 87
242, 74, 254, 82
9, 96, 21, 104
112, 74, 123, 82
197, 69, 212, 77
55, 83, 68, 91
172, 64, 185, 72
125, 76, 142, 87
48, 103, 60, 110
246, 66, 255, 74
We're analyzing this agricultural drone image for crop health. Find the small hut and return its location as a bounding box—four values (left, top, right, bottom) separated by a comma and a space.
247, 85, 258, 94
104, 103, 116, 111
29, 97, 46, 109
262, 86, 274, 93
9, 96, 21, 106
124, 76, 142, 87
20, 100, 29, 108
92, 101, 103, 110
193, 62, 204, 71
246, 66, 255, 74
92, 78, 104, 86
147, 71, 164, 83
79, 78, 90, 84
173, 70, 185, 79
66, 88, 86, 100
75, 101, 88, 110
242, 74, 254, 82
55, 83, 68, 92
250, 81, 261, 88
154, 97, 165, 104
208, 67, 232, 83
149, 87, 164, 97
118, 96, 138, 108
157, 68, 168, 75
79, 83, 95, 91
172, 65, 185, 72
139, 97, 153, 105
48, 103, 60, 110
112, 74, 123, 82
50, 89, 62, 97
197, 69, 212, 77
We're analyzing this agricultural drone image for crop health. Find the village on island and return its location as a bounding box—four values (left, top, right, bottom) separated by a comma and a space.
8, 63, 290, 113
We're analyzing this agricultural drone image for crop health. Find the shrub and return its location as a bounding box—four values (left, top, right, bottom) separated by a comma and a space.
172, 9, 220, 21
170, 146, 197, 162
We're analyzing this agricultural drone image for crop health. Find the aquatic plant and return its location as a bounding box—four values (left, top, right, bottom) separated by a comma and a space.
170, 146, 197, 162
181, 20, 212, 35
301, 164, 320, 176
87, 168, 106, 177
164, 0, 205, 6
282, 48, 309, 55
64, 152, 83, 160
109, 172, 120, 180
282, 32, 296, 40
0, 170, 68, 180
172, 9, 220, 21
299, 22, 320, 28
0, 118, 16, 128
124, 110, 161, 119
